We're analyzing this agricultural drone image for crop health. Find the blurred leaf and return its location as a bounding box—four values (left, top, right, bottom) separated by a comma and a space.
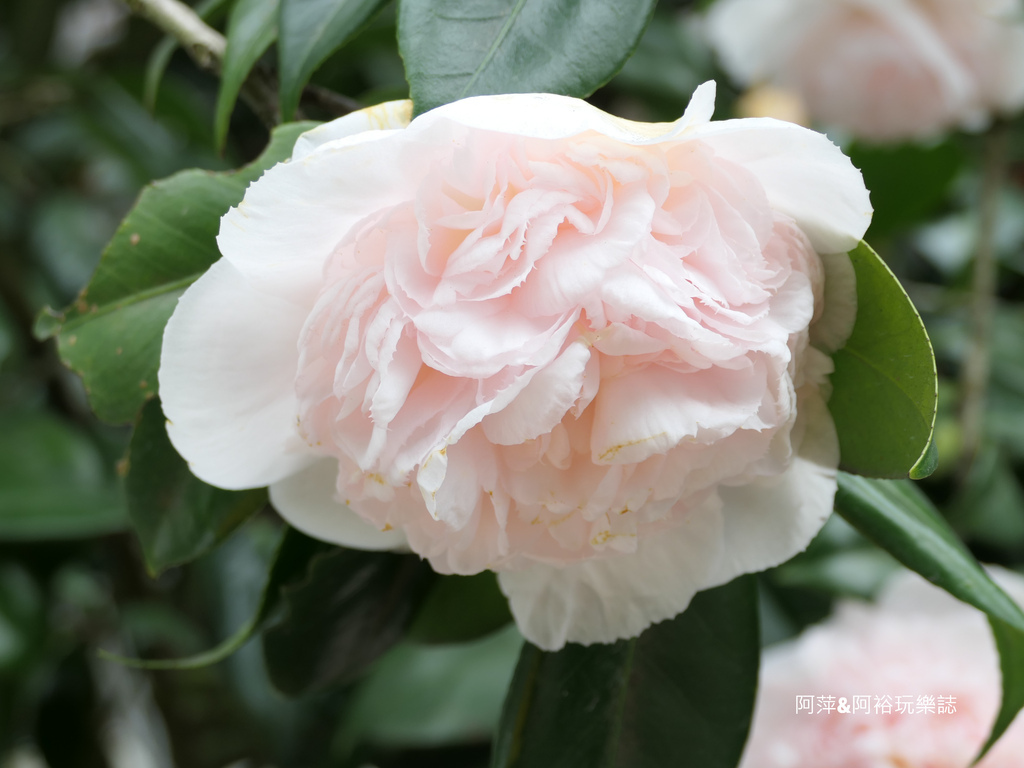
986, 306, 1024, 400
35, 648, 106, 768
0, 299, 16, 368
834, 473, 1024, 761
829, 241, 937, 479
0, 565, 44, 673
30, 195, 118, 301
217, 0, 280, 151
36, 120, 317, 424
278, 0, 389, 121
915, 189, 1024, 278
263, 549, 436, 696
340, 625, 522, 753
850, 141, 964, 241
0, 412, 126, 539
399, 0, 658, 115
101, 526, 330, 669
408, 571, 512, 644
127, 398, 267, 575
947, 446, 1024, 552
144, 37, 179, 113
771, 548, 900, 600
491, 576, 758, 768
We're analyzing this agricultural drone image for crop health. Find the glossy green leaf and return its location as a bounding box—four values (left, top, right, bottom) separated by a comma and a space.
834, 473, 1024, 760
0, 412, 126, 540
340, 625, 522, 752
492, 576, 758, 768
408, 571, 512, 644
263, 549, 436, 695
398, 0, 658, 115
216, 0, 280, 151
126, 398, 267, 575
100, 526, 331, 669
36, 121, 317, 424
829, 241, 937, 478
277, 0, 389, 121
988, 618, 1024, 760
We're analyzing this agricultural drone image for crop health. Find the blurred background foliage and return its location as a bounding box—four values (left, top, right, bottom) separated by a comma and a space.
1, 0, 1023, 766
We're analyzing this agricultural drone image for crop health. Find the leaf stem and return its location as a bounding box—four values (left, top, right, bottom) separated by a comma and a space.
959, 119, 1010, 480
122, 0, 226, 68
119, 0, 361, 128
119, 0, 279, 127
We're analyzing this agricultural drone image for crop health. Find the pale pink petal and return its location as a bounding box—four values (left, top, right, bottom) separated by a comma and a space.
591, 362, 770, 465
481, 341, 593, 446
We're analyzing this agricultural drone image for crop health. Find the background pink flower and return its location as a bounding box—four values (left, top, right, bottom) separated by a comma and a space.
706, 0, 1024, 143
158, 84, 870, 650
742, 568, 1024, 768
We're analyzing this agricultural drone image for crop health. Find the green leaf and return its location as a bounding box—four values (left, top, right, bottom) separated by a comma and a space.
278, 0, 389, 121
834, 473, 1024, 761
398, 0, 658, 115
126, 398, 267, 575
144, 37, 179, 113
0, 412, 126, 540
829, 241, 937, 478
988, 618, 1024, 759
339, 625, 523, 753
408, 571, 512, 644
263, 549, 437, 695
491, 576, 758, 768
216, 0, 280, 151
37, 120, 317, 424
99, 526, 331, 669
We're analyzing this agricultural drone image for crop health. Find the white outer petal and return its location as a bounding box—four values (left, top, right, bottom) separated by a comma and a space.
217, 110, 423, 297
707, 387, 838, 586
692, 118, 872, 254
291, 100, 413, 160
159, 258, 315, 489
412, 82, 717, 145
499, 388, 839, 650
498, 499, 726, 650
269, 459, 408, 550
810, 251, 858, 354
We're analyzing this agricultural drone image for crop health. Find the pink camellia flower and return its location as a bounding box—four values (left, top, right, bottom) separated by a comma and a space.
158, 82, 870, 650
741, 568, 1024, 767
706, 0, 1024, 143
